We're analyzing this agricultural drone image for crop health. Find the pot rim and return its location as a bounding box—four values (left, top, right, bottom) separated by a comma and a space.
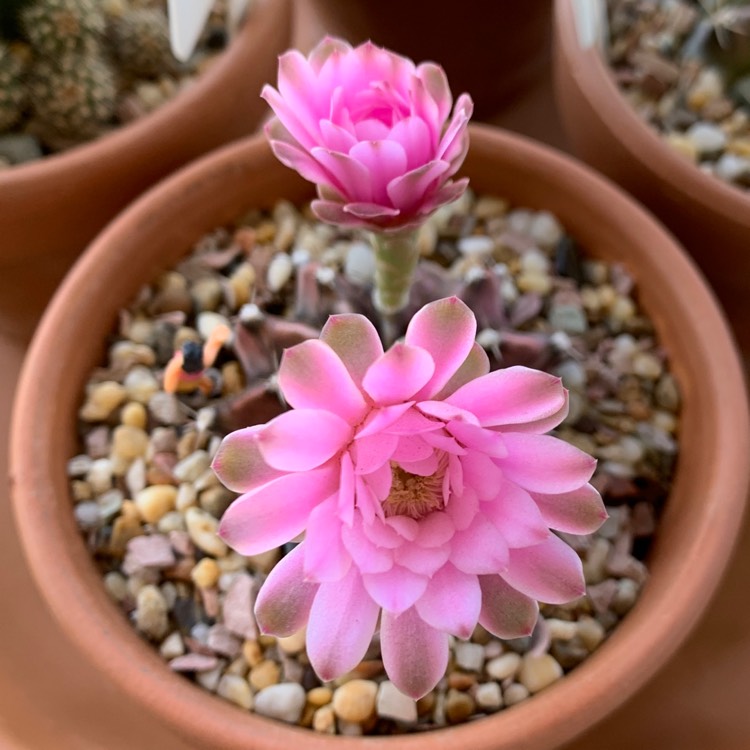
553, 0, 750, 225
11, 123, 750, 750
0, 0, 276, 189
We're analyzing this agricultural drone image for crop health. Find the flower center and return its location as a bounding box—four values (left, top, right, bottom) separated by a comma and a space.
382, 463, 445, 520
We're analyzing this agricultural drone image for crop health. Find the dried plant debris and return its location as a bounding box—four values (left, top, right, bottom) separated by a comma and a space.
607, 0, 750, 190
68, 192, 680, 734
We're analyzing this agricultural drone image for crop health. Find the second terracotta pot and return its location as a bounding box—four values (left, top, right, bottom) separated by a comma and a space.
11, 125, 750, 749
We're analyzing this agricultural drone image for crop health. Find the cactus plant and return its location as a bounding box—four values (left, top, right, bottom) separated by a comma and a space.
0, 42, 26, 130
108, 6, 176, 79
28, 51, 116, 141
21, 0, 105, 59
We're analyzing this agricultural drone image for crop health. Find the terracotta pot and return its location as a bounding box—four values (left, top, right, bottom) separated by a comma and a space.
552, 0, 750, 352
0, 0, 292, 344
11, 124, 749, 750
291, 0, 553, 120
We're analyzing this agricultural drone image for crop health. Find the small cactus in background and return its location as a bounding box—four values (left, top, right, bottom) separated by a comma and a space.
28, 52, 116, 140
20, 0, 105, 58
108, 6, 175, 79
0, 42, 26, 130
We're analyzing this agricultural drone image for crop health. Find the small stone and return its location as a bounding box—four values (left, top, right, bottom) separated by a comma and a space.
547, 618, 578, 641
199, 486, 234, 518
149, 392, 187, 425
267, 252, 294, 292
121, 401, 148, 429
86, 458, 114, 493
185, 507, 228, 557
217, 674, 253, 710
156, 510, 185, 534
192, 278, 224, 312
254, 683, 306, 724
503, 683, 530, 706
103, 571, 128, 601
577, 616, 606, 651
169, 653, 220, 672
632, 352, 663, 380
124, 366, 160, 404
249, 659, 281, 690
715, 152, 750, 183
242, 639, 263, 667
332, 679, 378, 723
278, 627, 306, 655
454, 641, 485, 672
376, 681, 417, 723
196, 663, 226, 692
208, 624, 242, 658
520, 248, 550, 274
665, 133, 698, 162
312, 704, 336, 734
444, 689, 475, 724
173, 450, 211, 483
518, 654, 563, 694
529, 211, 564, 247
344, 241, 377, 284
474, 681, 503, 711
190, 557, 220, 589
159, 631, 185, 660
74, 502, 101, 530
67, 454, 93, 477
549, 302, 588, 335
111, 424, 149, 463
516, 272, 552, 295
308, 686, 333, 707
686, 121, 727, 155
196, 311, 230, 342
123, 534, 175, 573
79, 381, 127, 421
134, 585, 169, 640
135, 485, 177, 523
222, 573, 258, 639
458, 235, 495, 256
486, 652, 521, 681
0, 133, 43, 164
612, 578, 639, 615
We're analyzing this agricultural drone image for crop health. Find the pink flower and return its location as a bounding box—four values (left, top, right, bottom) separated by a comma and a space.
213, 298, 606, 699
261, 38, 473, 232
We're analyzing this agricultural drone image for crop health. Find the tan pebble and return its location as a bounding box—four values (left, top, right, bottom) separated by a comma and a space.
444, 688, 475, 724
199, 486, 234, 517
547, 618, 578, 641
278, 627, 306, 656
135, 485, 177, 524
632, 352, 663, 380
474, 195, 508, 219
173, 450, 211, 483
516, 272, 552, 295
471, 624, 492, 645
474, 681, 503, 711
612, 578, 640, 615
79, 381, 127, 421
258, 634, 277, 648
416, 692, 435, 716
156, 511, 185, 534
228, 262, 256, 308
218, 551, 251, 573
176, 483, 197, 511
71, 480, 93, 502
597, 284, 616, 308
577, 616, 606, 651
221, 361, 244, 395
110, 340, 155, 368
109, 512, 142, 554
267, 252, 294, 292
448, 672, 477, 690
226, 656, 249, 677
242, 640, 263, 667
103, 571, 128, 600
503, 682, 530, 706
486, 652, 521, 681
307, 686, 333, 707
332, 680, 378, 723
192, 277, 223, 311
416, 220, 438, 256
518, 654, 563, 694
249, 659, 281, 690
135, 584, 168, 640
583, 538, 611, 584
124, 366, 160, 404
111, 424, 149, 463
217, 674, 253, 710
609, 295, 636, 323
185, 506, 228, 557
121, 401, 148, 429
728, 138, 750, 158
312, 704, 336, 734
196, 311, 230, 341
159, 631, 185, 660
173, 326, 201, 352
190, 557, 220, 589
665, 133, 698, 162
247, 548, 280, 573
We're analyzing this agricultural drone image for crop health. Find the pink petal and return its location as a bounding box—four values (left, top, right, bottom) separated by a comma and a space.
416, 511, 455, 547
312, 199, 370, 229
416, 63, 452, 126
349, 140, 408, 204
444, 484, 479, 531
383, 406, 443, 435
307, 566, 380, 681
267, 138, 337, 187
478, 574, 539, 639
255, 409, 351, 471
405, 297, 477, 399
304, 495, 351, 582
386, 160, 451, 213
460, 451, 503, 502
503, 391, 570, 434
447, 420, 507, 457
362, 343, 435, 405
353, 432, 398, 474
338, 451, 355, 527
381, 607, 449, 699
363, 565, 428, 614
353, 118, 391, 141
502, 534, 586, 604
433, 342, 490, 399
308, 36, 352, 73
255, 544, 319, 636
320, 118, 358, 153
421, 430, 466, 455
218, 465, 338, 555
437, 93, 474, 169
355, 474, 383, 525
261, 84, 317, 151
481, 479, 550, 548
532, 484, 608, 535
212, 426, 284, 493
397, 452, 439, 477
499, 433, 597, 494
279, 339, 368, 425
390, 435, 433, 463
408, 75, 439, 135
344, 202, 400, 219
446, 366, 567, 429
386, 515, 419, 540
388, 116, 433, 169
362, 515, 402, 549
422, 177, 469, 214
450, 514, 509, 574
341, 517, 394, 573
311, 147, 373, 203
416, 400, 478, 424
394, 541, 450, 576
415, 563, 481, 638
277, 49, 323, 122
361, 461, 392, 501
357, 403, 414, 439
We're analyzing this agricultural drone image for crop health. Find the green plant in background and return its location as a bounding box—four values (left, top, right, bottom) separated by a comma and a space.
0, 42, 26, 130
20, 0, 104, 57
108, 6, 175, 79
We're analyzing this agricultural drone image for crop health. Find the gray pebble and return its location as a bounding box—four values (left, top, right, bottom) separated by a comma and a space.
253, 683, 306, 724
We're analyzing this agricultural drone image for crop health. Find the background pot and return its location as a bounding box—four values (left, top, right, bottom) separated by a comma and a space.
0, 0, 291, 344
11, 124, 749, 750
553, 0, 750, 354
291, 0, 553, 121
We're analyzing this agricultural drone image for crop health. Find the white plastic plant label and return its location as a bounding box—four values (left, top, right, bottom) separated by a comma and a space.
572, 0, 608, 50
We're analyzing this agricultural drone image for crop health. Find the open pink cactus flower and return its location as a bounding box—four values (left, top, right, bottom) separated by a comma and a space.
261, 37, 473, 232
213, 298, 606, 699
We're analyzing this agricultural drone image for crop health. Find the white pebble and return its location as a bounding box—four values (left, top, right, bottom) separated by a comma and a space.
253, 683, 306, 724
217, 674, 254, 710
486, 652, 521, 681
520, 248, 550, 274
529, 211, 564, 247
196, 312, 229, 341
86, 458, 114, 494
715, 153, 750, 182
185, 507, 228, 557
474, 681, 503, 711
159, 631, 185, 659
376, 681, 417, 723
686, 122, 727, 155
458, 235, 495, 257
173, 450, 211, 483
454, 641, 485, 672
518, 654, 563, 694
344, 241, 376, 284
266, 253, 294, 292
503, 683, 530, 706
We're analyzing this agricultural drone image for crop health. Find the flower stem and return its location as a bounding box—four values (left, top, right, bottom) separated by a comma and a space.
371, 229, 420, 342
